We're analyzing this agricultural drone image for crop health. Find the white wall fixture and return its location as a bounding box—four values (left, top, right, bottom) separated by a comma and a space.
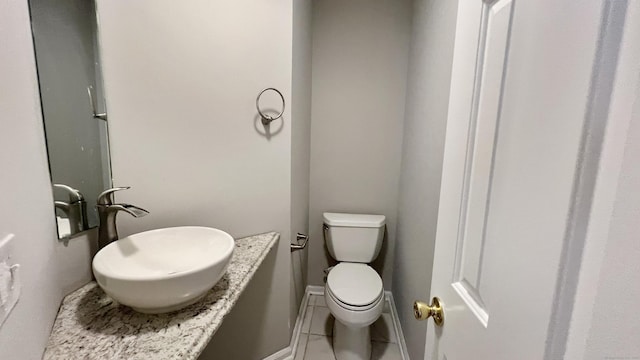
93, 227, 234, 314
0, 234, 20, 327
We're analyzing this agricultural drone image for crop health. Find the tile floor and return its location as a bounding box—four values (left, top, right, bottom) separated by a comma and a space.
293, 294, 402, 360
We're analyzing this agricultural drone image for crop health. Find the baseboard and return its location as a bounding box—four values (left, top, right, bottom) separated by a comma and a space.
264, 286, 409, 360
306, 285, 324, 295
385, 291, 410, 360
262, 346, 292, 360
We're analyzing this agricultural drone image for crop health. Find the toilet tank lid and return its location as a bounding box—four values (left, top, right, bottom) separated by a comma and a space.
323, 212, 386, 228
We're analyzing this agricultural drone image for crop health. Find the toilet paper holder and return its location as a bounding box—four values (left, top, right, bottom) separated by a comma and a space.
290, 233, 309, 251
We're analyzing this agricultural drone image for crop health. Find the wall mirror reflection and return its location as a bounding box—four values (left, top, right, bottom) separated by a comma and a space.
29, 0, 111, 239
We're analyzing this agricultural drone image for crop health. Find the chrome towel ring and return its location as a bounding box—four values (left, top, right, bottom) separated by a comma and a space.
256, 87, 285, 125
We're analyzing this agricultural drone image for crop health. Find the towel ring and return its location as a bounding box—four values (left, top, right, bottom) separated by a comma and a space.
256, 87, 285, 125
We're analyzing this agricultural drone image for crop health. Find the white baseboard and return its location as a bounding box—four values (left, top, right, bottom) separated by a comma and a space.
386, 291, 410, 360
263, 286, 410, 360
262, 346, 292, 360
306, 285, 324, 295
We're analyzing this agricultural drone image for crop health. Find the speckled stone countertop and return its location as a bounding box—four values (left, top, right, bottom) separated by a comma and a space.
43, 232, 279, 360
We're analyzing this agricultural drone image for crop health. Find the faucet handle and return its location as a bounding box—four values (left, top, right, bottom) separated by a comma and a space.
97, 186, 131, 205
53, 184, 84, 202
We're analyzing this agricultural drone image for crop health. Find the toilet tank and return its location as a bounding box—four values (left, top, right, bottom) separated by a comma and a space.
323, 212, 386, 263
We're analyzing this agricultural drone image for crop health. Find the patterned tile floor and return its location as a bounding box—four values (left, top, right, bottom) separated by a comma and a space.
293, 294, 402, 360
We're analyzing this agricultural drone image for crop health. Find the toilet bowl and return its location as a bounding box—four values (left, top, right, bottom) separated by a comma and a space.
325, 263, 384, 360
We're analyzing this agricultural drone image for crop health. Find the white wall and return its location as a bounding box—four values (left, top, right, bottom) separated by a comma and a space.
0, 1, 95, 357
585, 89, 640, 360
307, 0, 412, 289
564, 3, 640, 358
391, 0, 458, 358
96, 0, 293, 357
290, 0, 313, 333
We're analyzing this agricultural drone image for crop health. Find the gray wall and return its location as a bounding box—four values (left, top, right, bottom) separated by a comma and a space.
290, 0, 313, 332
391, 0, 458, 359
0, 1, 96, 357
565, 10, 640, 357
307, 0, 412, 289
96, 0, 293, 358
584, 90, 640, 359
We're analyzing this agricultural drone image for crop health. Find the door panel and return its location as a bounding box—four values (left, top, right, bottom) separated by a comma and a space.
452, 0, 514, 328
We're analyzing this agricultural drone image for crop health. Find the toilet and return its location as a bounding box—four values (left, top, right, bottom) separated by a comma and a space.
323, 212, 386, 360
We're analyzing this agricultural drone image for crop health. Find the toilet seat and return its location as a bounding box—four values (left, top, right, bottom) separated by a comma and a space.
326, 263, 383, 311
327, 286, 384, 312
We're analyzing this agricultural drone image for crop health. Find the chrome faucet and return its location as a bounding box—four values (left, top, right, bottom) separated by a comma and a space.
96, 187, 149, 249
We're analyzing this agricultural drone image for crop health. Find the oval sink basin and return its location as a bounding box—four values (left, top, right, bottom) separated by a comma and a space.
93, 226, 234, 314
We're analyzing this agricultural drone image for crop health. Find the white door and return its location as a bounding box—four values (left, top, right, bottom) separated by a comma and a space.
421, 0, 630, 359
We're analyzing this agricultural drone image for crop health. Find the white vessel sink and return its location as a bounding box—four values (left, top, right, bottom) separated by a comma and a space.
92, 226, 234, 314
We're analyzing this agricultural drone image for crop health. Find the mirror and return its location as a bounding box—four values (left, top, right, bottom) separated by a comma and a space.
29, 0, 111, 239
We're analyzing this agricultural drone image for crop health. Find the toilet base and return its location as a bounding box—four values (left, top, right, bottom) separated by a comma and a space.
332, 320, 372, 360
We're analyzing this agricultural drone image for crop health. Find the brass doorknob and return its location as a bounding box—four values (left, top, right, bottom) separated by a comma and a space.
413, 297, 444, 326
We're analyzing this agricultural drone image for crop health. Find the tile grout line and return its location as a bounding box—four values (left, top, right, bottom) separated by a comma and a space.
287, 290, 315, 360
303, 299, 314, 359
301, 329, 310, 360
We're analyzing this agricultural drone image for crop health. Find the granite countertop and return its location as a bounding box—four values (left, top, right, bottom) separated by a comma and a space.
43, 232, 279, 360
